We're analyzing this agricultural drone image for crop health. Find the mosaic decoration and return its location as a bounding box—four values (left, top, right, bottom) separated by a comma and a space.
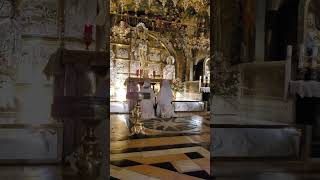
110, 148, 211, 179
115, 60, 129, 74
142, 116, 204, 133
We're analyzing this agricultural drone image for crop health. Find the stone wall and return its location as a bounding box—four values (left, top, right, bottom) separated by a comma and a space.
0, 0, 98, 161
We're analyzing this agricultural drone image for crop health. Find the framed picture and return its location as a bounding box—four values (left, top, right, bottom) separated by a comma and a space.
115, 45, 130, 59
149, 48, 161, 62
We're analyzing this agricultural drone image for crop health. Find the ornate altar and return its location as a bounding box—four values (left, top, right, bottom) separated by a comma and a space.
110, 22, 176, 101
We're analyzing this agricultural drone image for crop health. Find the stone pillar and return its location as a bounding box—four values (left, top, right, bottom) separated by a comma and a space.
101, 0, 109, 178
255, 0, 267, 62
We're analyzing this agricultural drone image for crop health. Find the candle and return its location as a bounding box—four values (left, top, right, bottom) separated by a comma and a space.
286, 45, 292, 58
83, 24, 93, 50
299, 44, 305, 69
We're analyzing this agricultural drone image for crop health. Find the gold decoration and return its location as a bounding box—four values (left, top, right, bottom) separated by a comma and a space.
172, 0, 179, 7
112, 21, 131, 42
130, 93, 147, 136
159, 0, 167, 7
148, 0, 154, 7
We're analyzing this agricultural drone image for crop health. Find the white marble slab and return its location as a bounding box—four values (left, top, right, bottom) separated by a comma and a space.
111, 102, 129, 113
0, 125, 62, 161
211, 127, 300, 158
173, 101, 205, 112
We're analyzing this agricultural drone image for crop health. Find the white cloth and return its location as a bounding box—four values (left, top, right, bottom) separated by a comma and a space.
289, 80, 320, 98
140, 80, 156, 119
157, 80, 175, 118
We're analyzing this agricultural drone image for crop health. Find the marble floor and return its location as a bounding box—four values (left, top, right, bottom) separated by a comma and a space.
110, 112, 211, 179
213, 161, 320, 180
1, 161, 320, 179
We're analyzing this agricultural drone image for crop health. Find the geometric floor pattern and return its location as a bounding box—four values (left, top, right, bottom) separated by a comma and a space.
111, 113, 211, 179
110, 147, 211, 179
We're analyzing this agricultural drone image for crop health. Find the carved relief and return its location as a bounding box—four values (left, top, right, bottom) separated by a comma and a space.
18, 40, 57, 83
20, 0, 58, 36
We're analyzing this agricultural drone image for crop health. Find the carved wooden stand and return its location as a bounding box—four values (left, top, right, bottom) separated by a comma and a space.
50, 49, 108, 179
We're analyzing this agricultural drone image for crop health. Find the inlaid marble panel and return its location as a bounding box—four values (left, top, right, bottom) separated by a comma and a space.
211, 127, 300, 158
20, 0, 58, 36
173, 101, 205, 112
0, 126, 62, 161
143, 116, 204, 134
18, 40, 57, 83
110, 101, 129, 113
16, 40, 56, 123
